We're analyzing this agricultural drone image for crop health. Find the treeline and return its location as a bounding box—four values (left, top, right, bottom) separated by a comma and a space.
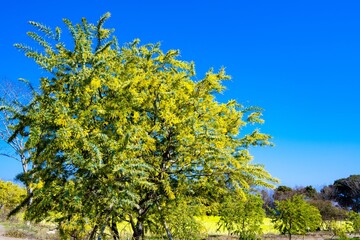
259, 174, 360, 239
262, 174, 360, 217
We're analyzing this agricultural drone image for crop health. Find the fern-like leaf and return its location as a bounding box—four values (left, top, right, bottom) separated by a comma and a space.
95, 12, 111, 50
55, 27, 61, 41
63, 18, 77, 40
27, 31, 53, 51
28, 21, 55, 39
13, 43, 36, 54
97, 12, 111, 33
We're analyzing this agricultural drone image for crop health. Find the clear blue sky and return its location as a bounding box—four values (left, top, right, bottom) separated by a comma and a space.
0, 0, 359, 188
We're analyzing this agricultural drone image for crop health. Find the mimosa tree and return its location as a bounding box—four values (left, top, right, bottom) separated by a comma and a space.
10, 13, 277, 239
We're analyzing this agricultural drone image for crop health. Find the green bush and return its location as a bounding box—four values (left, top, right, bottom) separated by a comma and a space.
349, 211, 360, 233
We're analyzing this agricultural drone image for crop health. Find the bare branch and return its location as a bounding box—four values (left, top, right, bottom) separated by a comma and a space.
0, 153, 20, 162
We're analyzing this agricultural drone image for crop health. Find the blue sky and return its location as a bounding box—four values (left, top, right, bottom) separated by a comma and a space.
0, 0, 359, 188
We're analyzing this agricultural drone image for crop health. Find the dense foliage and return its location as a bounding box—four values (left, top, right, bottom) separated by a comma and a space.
9, 13, 277, 239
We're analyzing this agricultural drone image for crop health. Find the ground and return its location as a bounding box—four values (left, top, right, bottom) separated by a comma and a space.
209, 234, 359, 240
0, 224, 359, 239
0, 224, 32, 240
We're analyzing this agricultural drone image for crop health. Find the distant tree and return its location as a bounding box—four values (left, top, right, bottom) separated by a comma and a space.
320, 175, 360, 212
274, 185, 294, 201
301, 186, 318, 200
218, 193, 265, 240
308, 199, 348, 221
0, 81, 33, 195
332, 175, 360, 212
320, 185, 336, 200
0, 82, 35, 228
10, 13, 277, 239
273, 195, 322, 240
260, 189, 275, 215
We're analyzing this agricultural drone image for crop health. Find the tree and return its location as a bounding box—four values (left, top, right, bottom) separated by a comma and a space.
0, 80, 37, 229
260, 189, 275, 215
0, 81, 33, 193
332, 175, 360, 212
320, 175, 360, 212
319, 184, 336, 200
274, 185, 294, 201
11, 13, 277, 239
218, 193, 265, 239
300, 186, 318, 200
308, 199, 347, 221
273, 195, 322, 240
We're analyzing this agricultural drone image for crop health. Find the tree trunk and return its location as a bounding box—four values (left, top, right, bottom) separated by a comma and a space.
97, 224, 107, 240
163, 219, 173, 240
111, 218, 120, 240
289, 219, 292, 240
132, 221, 144, 240
25, 166, 32, 227
88, 225, 98, 240
129, 214, 144, 240
157, 202, 173, 240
